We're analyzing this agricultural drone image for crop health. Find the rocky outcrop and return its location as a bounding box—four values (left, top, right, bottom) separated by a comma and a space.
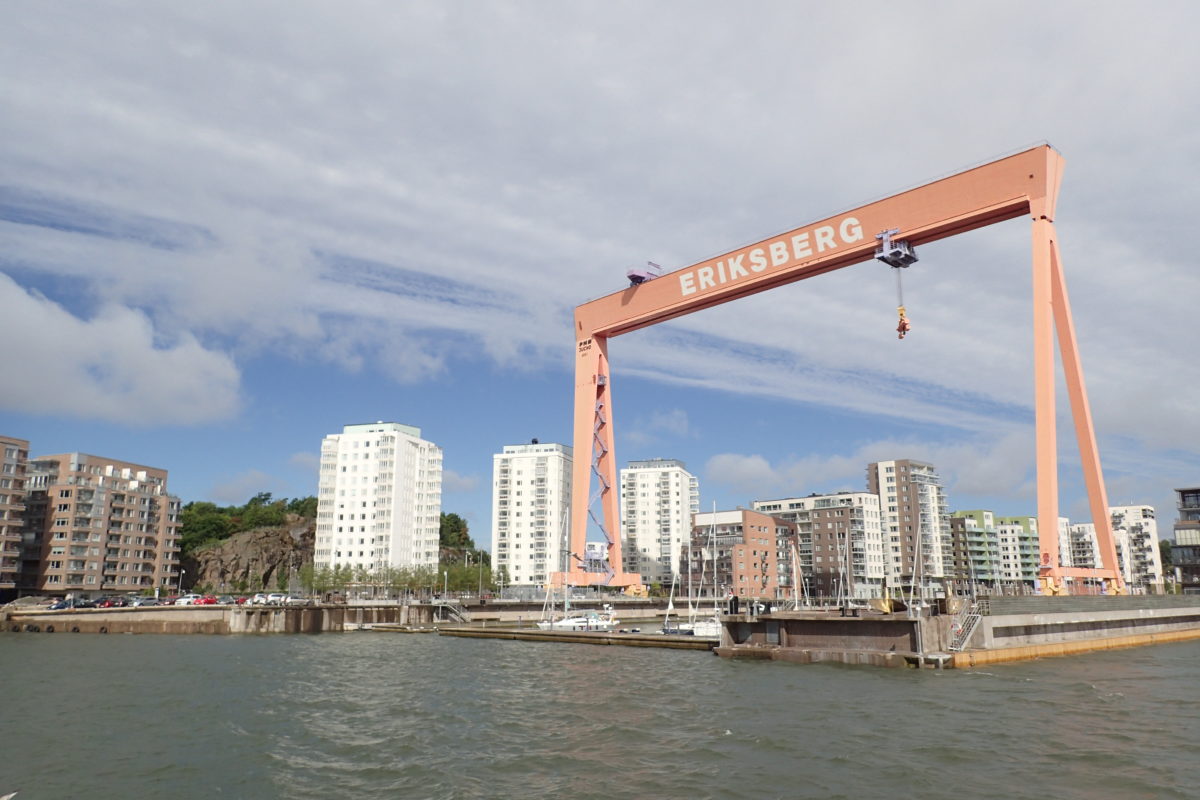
184, 515, 314, 593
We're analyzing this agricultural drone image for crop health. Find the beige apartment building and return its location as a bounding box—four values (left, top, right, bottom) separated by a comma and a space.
687, 508, 785, 600
21, 453, 182, 597
0, 435, 30, 597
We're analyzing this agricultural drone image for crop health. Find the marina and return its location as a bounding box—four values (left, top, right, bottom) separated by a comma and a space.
8, 593, 1200, 669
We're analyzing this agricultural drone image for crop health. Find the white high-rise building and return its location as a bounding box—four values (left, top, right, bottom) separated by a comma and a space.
314, 422, 442, 572
491, 441, 571, 588
1110, 505, 1163, 589
1069, 507, 1162, 590
866, 459, 951, 586
619, 459, 699, 587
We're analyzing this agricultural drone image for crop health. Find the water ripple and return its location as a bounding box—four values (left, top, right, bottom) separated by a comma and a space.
2, 633, 1199, 798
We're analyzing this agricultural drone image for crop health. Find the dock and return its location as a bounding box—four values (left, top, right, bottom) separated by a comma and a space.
437, 625, 716, 650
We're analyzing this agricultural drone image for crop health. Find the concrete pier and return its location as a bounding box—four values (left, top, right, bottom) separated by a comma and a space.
716, 596, 1200, 668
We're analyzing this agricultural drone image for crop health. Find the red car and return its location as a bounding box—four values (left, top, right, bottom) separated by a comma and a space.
195, 595, 219, 605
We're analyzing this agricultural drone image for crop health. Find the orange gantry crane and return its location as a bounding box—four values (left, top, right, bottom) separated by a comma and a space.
558, 144, 1122, 596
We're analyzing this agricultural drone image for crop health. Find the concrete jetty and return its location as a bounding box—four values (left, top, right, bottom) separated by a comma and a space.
716, 595, 1200, 668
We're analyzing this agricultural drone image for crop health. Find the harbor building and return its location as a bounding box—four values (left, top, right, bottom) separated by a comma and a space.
490, 441, 571, 588
1175, 487, 1200, 542
866, 460, 951, 591
752, 492, 885, 600
0, 436, 30, 599
314, 422, 442, 574
1068, 522, 1099, 569
1173, 488, 1200, 587
20, 453, 181, 597
948, 511, 1001, 589
619, 458, 699, 589
1069, 507, 1163, 591
1109, 505, 1163, 590
994, 516, 1039, 587
687, 508, 783, 600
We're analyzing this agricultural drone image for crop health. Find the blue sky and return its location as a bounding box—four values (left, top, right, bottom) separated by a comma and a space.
2, 2, 1198, 549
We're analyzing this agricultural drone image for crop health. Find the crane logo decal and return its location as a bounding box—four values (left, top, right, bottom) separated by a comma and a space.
678, 216, 864, 297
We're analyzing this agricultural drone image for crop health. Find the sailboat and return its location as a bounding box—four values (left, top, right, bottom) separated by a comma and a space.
676, 506, 720, 639
536, 589, 618, 632
536, 518, 619, 631
659, 572, 686, 635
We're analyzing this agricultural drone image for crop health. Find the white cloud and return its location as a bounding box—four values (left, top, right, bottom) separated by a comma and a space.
288, 451, 319, 471
706, 433, 1036, 508
0, 273, 239, 424
441, 469, 478, 493
207, 469, 283, 506
625, 407, 694, 447
0, 1, 1196, 512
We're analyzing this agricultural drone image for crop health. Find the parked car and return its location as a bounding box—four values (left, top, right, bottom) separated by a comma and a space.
195, 595, 219, 605
250, 593, 269, 605
216, 595, 238, 605
130, 597, 159, 607
96, 596, 129, 608
175, 594, 204, 606
47, 600, 72, 610
283, 596, 313, 606
266, 592, 288, 605
72, 598, 97, 609
234, 596, 250, 605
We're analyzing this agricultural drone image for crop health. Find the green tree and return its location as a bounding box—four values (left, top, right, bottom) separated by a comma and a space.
287, 496, 318, 517
1160, 538, 1174, 570
440, 513, 473, 549
493, 565, 510, 593
298, 564, 316, 594
179, 501, 234, 555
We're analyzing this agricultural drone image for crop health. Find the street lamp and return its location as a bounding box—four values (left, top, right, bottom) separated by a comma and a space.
443, 570, 448, 598
178, 568, 185, 595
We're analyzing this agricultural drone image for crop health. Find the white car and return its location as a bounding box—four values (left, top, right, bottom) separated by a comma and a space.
266, 592, 288, 605
174, 594, 203, 606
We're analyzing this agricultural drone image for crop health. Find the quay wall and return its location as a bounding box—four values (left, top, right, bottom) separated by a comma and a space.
970, 595, 1200, 650
2, 603, 442, 635
718, 596, 1200, 668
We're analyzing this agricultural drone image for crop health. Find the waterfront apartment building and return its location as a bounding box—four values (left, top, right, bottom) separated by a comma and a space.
687, 508, 783, 600
314, 422, 442, 574
0, 436, 30, 598
994, 516, 1039, 586
619, 459, 699, 588
866, 460, 951, 589
491, 441, 571, 587
948, 510, 1001, 587
21, 453, 181, 597
752, 492, 885, 599
1069, 507, 1162, 590
1173, 488, 1200, 586
1068, 522, 1099, 570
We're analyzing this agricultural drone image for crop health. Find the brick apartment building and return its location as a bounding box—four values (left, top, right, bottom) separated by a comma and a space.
21, 452, 182, 597
0, 435, 30, 599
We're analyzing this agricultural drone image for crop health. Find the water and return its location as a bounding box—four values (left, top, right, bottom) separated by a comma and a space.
2, 632, 1199, 799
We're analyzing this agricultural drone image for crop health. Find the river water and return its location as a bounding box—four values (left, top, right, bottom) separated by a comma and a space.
2, 631, 1198, 799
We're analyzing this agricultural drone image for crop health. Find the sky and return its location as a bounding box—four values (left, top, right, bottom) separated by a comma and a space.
2, 1, 1198, 551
